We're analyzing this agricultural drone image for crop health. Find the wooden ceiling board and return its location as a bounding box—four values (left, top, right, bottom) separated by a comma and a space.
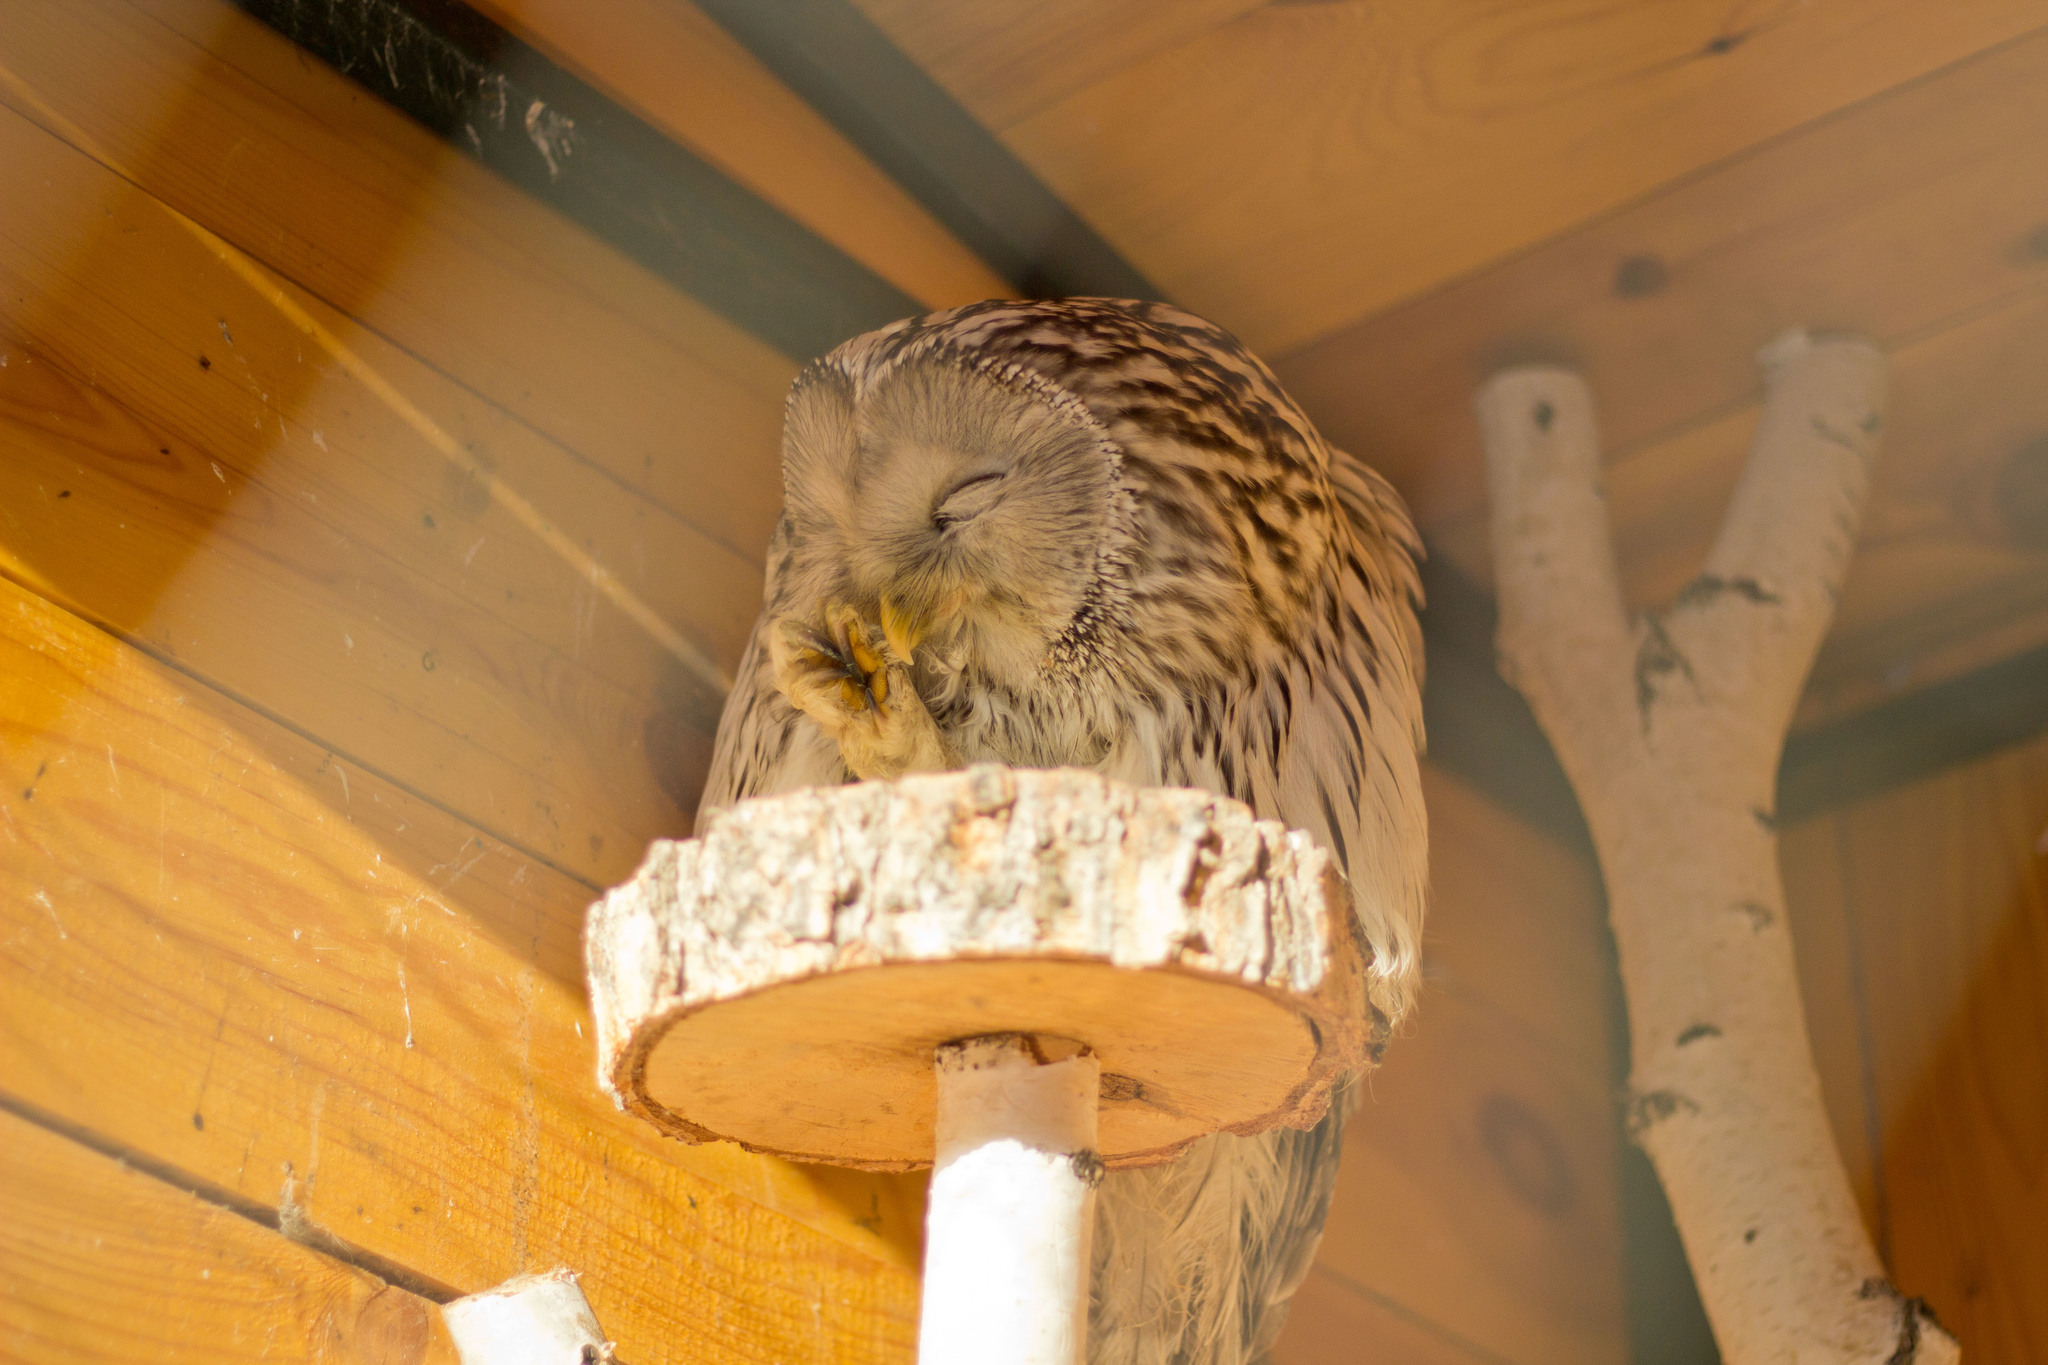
979, 0, 2047, 356
849, 0, 1268, 131
1426, 281, 2048, 731
466, 0, 1013, 311
1274, 26, 2048, 532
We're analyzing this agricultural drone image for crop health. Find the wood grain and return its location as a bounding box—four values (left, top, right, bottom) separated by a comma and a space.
1317, 986, 1627, 1365
850, 0, 1265, 131
0, 0, 800, 558
1782, 732, 2048, 1364
1274, 1264, 1500, 1365
1427, 284, 2048, 730
1276, 23, 2048, 532
996, 0, 2048, 354
0, 573, 925, 1363
1414, 765, 1612, 1086
1265, 764, 1624, 1365
0, 93, 764, 882
0, 1108, 461, 1363
465, 0, 1010, 312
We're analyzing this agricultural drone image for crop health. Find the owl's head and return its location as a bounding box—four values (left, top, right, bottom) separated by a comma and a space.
777, 353, 1124, 685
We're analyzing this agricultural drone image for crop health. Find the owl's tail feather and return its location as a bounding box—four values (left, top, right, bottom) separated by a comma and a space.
1089, 1095, 1349, 1365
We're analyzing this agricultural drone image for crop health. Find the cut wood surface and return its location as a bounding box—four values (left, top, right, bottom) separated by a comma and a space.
0, 91, 756, 881
0, 0, 800, 558
0, 1107, 461, 1364
464, 0, 1011, 311
945, 0, 2048, 354
0, 574, 924, 1364
590, 769, 1366, 1169
1782, 730, 2048, 1364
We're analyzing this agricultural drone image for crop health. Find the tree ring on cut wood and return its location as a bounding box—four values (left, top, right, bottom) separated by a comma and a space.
585, 765, 1370, 1171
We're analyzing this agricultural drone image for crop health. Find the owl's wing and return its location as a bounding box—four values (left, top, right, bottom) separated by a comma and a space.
1094, 451, 1427, 1365
1260, 445, 1428, 1026
697, 519, 847, 821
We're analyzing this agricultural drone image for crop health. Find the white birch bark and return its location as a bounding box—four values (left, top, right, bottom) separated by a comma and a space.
1476, 331, 1958, 1365
442, 1269, 615, 1365
921, 1035, 1101, 1365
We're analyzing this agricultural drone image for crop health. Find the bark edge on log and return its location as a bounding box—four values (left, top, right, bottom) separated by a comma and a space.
584, 766, 1373, 1170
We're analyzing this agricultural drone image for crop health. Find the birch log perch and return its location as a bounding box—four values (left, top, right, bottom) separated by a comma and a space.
1477, 330, 1957, 1365
584, 765, 1369, 1365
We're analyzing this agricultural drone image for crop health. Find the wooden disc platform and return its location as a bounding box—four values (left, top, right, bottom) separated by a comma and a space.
584, 766, 1371, 1171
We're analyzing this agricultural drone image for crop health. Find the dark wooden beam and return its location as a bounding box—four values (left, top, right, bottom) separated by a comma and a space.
691, 0, 1161, 302
233, 0, 922, 360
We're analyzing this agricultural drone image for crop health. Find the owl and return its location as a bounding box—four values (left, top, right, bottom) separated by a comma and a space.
701, 298, 1427, 1365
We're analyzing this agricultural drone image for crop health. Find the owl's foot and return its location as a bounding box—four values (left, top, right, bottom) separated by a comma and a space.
771, 603, 957, 780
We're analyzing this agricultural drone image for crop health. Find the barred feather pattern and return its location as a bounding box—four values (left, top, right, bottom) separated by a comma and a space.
700, 298, 1427, 1365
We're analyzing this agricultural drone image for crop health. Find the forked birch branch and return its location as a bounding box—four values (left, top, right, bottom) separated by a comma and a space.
1476, 331, 1958, 1365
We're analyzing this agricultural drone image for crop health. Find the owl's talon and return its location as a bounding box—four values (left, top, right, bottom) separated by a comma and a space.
770, 602, 954, 779
772, 603, 903, 720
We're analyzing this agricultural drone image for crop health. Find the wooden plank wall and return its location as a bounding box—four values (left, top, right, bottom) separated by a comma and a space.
1278, 769, 1625, 1365
0, 0, 930, 1356
0, 1109, 462, 1363
1784, 732, 2048, 1363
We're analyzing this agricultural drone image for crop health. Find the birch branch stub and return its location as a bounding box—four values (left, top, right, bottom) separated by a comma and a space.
584, 765, 1370, 1172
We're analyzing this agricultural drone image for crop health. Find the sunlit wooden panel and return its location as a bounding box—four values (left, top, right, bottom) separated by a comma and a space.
0, 574, 924, 1364
957, 0, 2043, 354
0, 0, 800, 559
0, 1110, 461, 1363
0, 91, 758, 880
852, 0, 1266, 131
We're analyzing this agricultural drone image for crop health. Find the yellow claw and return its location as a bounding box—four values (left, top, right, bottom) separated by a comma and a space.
848, 630, 884, 678
878, 594, 924, 665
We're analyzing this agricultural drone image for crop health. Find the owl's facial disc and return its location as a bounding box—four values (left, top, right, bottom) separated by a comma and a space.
831, 360, 1116, 683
